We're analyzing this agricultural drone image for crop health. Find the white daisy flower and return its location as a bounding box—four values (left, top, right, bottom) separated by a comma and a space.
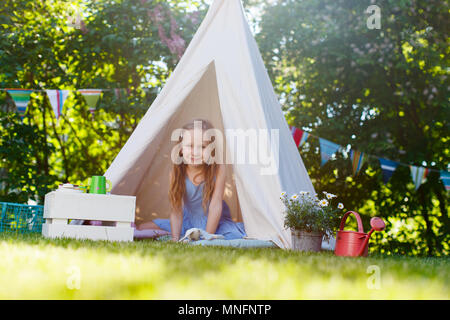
319, 199, 329, 207
323, 191, 337, 199
291, 194, 299, 200
281, 191, 286, 197
338, 203, 344, 209
299, 191, 308, 195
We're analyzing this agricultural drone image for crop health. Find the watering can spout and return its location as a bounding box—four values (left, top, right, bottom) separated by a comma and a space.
357, 230, 373, 257
357, 217, 386, 256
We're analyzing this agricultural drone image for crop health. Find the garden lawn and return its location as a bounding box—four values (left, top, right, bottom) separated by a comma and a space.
0, 233, 448, 299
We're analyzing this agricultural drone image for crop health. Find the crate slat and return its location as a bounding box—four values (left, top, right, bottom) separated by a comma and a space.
42, 223, 134, 242
44, 191, 135, 222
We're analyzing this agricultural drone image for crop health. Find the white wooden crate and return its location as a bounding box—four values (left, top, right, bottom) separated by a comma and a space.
42, 191, 136, 242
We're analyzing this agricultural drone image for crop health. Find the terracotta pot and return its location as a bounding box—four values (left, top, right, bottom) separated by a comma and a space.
291, 229, 323, 252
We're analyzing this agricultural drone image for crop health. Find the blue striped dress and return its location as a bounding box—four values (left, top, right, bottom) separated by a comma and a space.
153, 176, 246, 240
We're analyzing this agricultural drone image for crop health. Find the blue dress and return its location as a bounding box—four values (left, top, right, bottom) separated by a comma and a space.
153, 176, 246, 240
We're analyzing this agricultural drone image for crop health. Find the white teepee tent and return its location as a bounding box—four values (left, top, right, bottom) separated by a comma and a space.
104, 0, 316, 248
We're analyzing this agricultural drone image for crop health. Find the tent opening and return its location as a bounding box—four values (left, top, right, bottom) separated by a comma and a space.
129, 61, 244, 226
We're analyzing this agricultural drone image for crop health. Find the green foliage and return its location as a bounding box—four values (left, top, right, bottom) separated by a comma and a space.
256, 0, 449, 256
281, 191, 343, 239
0, 111, 58, 203
0, 0, 206, 204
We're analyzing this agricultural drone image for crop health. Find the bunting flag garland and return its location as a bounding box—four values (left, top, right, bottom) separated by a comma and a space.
350, 149, 366, 176
289, 126, 309, 147
1, 87, 148, 120
288, 124, 448, 190
409, 165, 430, 190
78, 89, 102, 117
440, 171, 450, 192
1, 90, 449, 188
379, 158, 399, 184
46, 90, 70, 120
319, 138, 341, 166
6, 89, 33, 119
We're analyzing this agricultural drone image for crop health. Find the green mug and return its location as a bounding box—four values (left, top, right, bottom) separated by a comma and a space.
87, 176, 112, 194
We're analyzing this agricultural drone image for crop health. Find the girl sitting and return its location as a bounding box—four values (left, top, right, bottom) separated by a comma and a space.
138, 118, 246, 241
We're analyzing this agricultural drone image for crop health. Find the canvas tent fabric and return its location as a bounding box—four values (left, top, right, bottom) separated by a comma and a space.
104, 0, 316, 249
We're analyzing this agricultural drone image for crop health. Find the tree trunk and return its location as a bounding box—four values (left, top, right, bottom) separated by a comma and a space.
431, 172, 449, 244
418, 183, 434, 257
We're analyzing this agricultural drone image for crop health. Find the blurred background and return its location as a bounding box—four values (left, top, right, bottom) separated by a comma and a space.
0, 0, 448, 256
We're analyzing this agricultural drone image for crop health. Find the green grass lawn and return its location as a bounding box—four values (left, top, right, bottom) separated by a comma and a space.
0, 232, 448, 299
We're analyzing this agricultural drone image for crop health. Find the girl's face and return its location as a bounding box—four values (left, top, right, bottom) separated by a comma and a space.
181, 129, 209, 166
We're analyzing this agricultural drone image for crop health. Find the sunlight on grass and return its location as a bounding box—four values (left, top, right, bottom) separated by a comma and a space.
0, 234, 448, 299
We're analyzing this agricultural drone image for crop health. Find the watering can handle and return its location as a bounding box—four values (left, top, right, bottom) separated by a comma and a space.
338, 211, 365, 233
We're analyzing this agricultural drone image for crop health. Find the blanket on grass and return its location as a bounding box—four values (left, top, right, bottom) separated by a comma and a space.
189, 238, 277, 248
133, 227, 277, 249
154, 234, 277, 249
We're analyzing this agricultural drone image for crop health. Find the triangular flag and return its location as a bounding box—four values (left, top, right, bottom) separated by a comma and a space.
78, 89, 102, 114
409, 165, 429, 190
6, 89, 33, 119
46, 90, 70, 120
378, 158, 399, 184
290, 126, 309, 148
440, 171, 450, 192
290, 126, 301, 146
299, 132, 309, 147
350, 149, 366, 176
319, 138, 341, 166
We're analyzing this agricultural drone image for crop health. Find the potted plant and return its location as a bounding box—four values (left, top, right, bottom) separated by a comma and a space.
281, 191, 343, 252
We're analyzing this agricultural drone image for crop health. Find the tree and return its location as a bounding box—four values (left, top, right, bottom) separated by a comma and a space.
256, 0, 449, 256
0, 0, 206, 204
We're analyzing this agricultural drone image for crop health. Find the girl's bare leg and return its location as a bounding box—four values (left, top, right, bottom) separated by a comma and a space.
136, 221, 164, 230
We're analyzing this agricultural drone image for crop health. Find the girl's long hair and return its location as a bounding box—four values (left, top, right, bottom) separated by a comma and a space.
168, 119, 217, 214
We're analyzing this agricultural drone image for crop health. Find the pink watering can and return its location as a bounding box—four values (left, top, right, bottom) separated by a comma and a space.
334, 211, 386, 257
